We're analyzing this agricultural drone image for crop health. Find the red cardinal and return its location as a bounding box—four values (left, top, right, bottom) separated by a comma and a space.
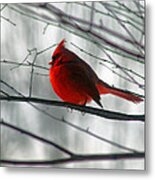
49, 39, 143, 107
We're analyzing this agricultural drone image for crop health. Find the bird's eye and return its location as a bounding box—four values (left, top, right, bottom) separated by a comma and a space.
52, 53, 60, 61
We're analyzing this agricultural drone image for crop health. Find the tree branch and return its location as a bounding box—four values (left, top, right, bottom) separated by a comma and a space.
1, 152, 145, 167
1, 120, 144, 167
0, 95, 145, 121
7, 4, 143, 62
17, 3, 144, 60
0, 120, 74, 156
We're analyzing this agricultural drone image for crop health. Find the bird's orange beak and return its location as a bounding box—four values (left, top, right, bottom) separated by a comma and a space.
48, 60, 53, 65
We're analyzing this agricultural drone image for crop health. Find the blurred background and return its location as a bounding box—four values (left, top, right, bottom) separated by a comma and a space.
1, 0, 145, 169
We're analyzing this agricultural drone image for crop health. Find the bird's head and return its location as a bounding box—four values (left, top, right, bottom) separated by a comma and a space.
49, 39, 66, 66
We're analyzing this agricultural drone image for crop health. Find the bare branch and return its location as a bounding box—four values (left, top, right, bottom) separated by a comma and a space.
96, 43, 144, 89
10, 48, 37, 70
0, 59, 48, 71
71, 42, 145, 81
1, 120, 144, 167
7, 4, 144, 62
100, 2, 143, 27
0, 120, 74, 156
1, 152, 144, 167
0, 4, 7, 12
29, 49, 38, 97
18, 3, 144, 60
62, 118, 140, 153
1, 15, 16, 26
116, 1, 144, 19
0, 95, 145, 122
103, 4, 144, 56
42, 23, 49, 34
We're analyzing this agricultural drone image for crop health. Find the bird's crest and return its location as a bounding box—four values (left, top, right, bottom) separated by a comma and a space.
54, 39, 66, 53
49, 39, 66, 65
58, 39, 65, 48
51, 39, 66, 59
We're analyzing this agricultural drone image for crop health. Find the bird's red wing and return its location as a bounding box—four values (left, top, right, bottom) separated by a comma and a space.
63, 62, 102, 107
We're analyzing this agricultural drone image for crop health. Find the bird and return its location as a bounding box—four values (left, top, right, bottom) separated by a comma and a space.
49, 39, 143, 108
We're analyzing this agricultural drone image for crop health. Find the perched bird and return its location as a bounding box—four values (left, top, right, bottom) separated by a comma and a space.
49, 39, 142, 107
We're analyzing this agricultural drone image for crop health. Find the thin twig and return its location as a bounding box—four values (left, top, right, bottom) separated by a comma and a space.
22, 3, 144, 60
116, 1, 144, 19
0, 120, 74, 156
75, 2, 143, 33
33, 72, 48, 77
0, 4, 8, 12
43, 23, 49, 34
100, 2, 143, 27
96, 42, 144, 89
62, 118, 140, 153
89, 2, 94, 31
29, 49, 37, 97
10, 48, 37, 70
0, 59, 48, 70
8, 4, 144, 62
1, 15, 16, 26
71, 42, 144, 81
103, 4, 144, 56
0, 90, 10, 97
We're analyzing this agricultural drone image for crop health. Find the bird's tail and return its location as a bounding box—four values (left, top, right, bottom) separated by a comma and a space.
97, 80, 143, 104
